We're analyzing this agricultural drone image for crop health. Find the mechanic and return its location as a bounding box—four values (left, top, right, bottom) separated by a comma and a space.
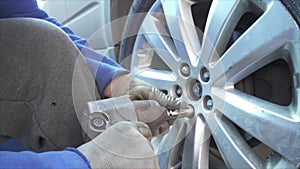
0, 0, 180, 168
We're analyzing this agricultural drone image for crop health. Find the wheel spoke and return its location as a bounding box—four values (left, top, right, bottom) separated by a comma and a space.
213, 88, 300, 165
161, 0, 200, 66
211, 113, 263, 169
200, 0, 246, 66
155, 119, 188, 169
134, 68, 176, 92
211, 2, 298, 86
290, 37, 300, 73
140, 14, 180, 71
181, 116, 210, 169
295, 89, 300, 117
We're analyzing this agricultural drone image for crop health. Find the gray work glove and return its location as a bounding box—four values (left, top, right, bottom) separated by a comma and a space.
104, 73, 181, 110
134, 99, 168, 130
78, 121, 159, 169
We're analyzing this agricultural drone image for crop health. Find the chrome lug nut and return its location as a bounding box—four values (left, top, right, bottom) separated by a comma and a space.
188, 79, 202, 100
192, 83, 201, 97
180, 63, 190, 77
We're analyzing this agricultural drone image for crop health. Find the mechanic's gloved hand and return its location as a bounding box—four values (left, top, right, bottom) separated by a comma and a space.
78, 121, 159, 169
83, 97, 170, 139
104, 73, 181, 110
134, 100, 169, 131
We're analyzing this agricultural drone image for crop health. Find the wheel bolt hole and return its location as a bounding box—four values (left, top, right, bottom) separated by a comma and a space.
203, 96, 213, 110
200, 67, 210, 82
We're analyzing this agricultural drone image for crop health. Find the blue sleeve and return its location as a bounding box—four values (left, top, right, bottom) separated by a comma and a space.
0, 0, 129, 97
0, 148, 91, 169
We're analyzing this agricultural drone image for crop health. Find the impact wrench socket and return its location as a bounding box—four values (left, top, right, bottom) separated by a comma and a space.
168, 105, 195, 120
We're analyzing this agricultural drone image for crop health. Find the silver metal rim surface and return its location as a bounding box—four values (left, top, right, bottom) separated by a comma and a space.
129, 0, 300, 168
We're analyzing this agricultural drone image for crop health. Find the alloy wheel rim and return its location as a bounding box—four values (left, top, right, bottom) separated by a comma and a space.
129, 0, 300, 168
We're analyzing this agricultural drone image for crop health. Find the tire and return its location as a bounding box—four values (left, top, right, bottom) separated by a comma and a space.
117, 0, 300, 168
117, 0, 300, 63
281, 0, 300, 25
118, 0, 155, 66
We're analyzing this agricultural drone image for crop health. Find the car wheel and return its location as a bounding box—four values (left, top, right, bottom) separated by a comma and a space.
118, 0, 300, 168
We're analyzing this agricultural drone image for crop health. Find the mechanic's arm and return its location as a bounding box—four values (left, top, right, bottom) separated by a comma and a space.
0, 0, 128, 97
0, 122, 159, 169
1, 0, 181, 106
0, 148, 91, 169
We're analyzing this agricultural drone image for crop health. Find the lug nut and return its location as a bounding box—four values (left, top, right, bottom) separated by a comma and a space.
203, 72, 210, 81
180, 64, 190, 77
188, 79, 202, 100
206, 99, 213, 110
204, 96, 213, 110
175, 86, 182, 97
192, 83, 201, 97
200, 67, 210, 82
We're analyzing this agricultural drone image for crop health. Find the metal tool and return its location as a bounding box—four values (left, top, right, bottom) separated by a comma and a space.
83, 95, 138, 139
168, 105, 195, 120
83, 96, 195, 139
